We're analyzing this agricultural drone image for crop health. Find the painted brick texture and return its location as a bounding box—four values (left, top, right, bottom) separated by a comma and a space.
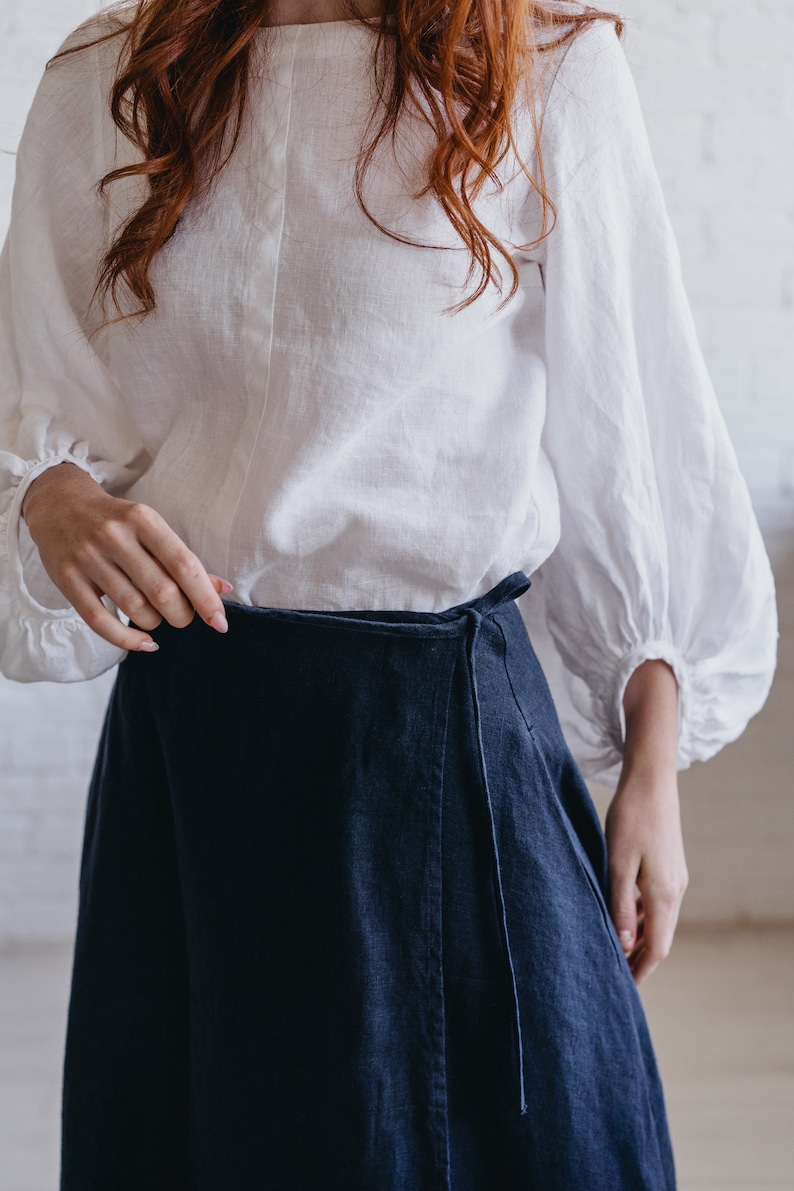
0, 1, 792, 939
619, 0, 794, 507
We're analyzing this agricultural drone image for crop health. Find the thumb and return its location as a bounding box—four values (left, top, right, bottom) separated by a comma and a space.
610, 860, 639, 954
207, 573, 234, 595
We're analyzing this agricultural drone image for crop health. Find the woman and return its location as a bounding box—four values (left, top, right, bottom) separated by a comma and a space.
0, 0, 777, 1187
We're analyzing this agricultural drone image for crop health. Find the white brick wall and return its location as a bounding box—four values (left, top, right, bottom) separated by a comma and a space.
619, 0, 794, 509
1, 0, 793, 940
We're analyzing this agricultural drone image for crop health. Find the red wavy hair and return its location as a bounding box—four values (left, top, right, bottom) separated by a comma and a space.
52, 0, 621, 320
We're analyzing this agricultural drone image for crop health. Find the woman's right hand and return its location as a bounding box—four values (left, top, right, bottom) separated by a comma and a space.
21, 461, 232, 653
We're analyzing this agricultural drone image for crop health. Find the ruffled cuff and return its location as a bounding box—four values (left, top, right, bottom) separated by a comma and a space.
518, 576, 777, 791
565, 642, 692, 790
558, 633, 775, 791
0, 452, 126, 682
610, 640, 690, 754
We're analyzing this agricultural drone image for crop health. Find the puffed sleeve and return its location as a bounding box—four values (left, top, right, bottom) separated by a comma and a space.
0, 22, 150, 682
517, 20, 778, 787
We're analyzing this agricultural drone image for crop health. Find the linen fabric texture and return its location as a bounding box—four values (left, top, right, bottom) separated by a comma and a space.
61, 573, 675, 1190
0, 15, 777, 785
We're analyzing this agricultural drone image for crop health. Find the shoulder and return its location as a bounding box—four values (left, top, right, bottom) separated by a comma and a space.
511, 7, 631, 145
532, 13, 629, 115
37, 9, 130, 115
523, 11, 648, 165
19, 10, 131, 173
51, 7, 130, 61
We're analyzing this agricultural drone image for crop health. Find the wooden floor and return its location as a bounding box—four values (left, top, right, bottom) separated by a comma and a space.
1, 927, 792, 1190
640, 925, 794, 1190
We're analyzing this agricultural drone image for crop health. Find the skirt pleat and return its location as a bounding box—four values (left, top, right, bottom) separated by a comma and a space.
60, 572, 676, 1190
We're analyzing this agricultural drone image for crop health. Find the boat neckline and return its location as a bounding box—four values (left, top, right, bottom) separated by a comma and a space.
257, 17, 383, 30
254, 17, 378, 27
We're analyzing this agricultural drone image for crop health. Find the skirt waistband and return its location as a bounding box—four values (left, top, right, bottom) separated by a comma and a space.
218, 571, 531, 636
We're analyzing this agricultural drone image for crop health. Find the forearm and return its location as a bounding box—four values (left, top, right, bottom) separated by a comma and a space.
606, 657, 687, 984
620, 658, 679, 784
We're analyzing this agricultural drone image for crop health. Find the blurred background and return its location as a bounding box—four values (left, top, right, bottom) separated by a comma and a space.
1, 1, 793, 1188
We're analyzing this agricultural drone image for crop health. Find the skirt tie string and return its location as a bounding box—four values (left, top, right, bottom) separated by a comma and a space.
462, 571, 531, 1117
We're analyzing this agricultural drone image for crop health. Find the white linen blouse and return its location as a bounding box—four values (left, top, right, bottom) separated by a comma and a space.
0, 14, 778, 786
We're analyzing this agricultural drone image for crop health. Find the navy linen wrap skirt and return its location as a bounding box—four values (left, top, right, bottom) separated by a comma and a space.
61, 571, 676, 1190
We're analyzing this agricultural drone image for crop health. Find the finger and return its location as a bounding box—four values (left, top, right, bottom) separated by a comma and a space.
635, 895, 647, 936
102, 538, 196, 628
130, 507, 229, 632
626, 938, 650, 983
609, 861, 640, 956
75, 552, 164, 632
78, 509, 196, 628
58, 566, 160, 653
630, 894, 680, 986
628, 939, 660, 986
208, 574, 234, 594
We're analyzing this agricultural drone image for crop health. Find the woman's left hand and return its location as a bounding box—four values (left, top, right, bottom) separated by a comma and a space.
605, 659, 689, 986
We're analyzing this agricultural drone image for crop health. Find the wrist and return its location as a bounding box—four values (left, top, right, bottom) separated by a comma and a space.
620, 658, 679, 786
21, 461, 85, 532
616, 754, 679, 794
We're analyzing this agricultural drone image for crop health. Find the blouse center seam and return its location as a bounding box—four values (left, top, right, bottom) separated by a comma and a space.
222, 32, 300, 580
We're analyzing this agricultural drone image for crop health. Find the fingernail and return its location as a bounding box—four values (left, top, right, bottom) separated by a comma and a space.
137, 640, 160, 653
219, 580, 234, 593
210, 611, 228, 634
619, 930, 633, 949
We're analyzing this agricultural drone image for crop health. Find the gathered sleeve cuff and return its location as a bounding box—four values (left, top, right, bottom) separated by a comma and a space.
520, 549, 777, 790
609, 642, 690, 757
515, 21, 779, 788
0, 448, 128, 683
